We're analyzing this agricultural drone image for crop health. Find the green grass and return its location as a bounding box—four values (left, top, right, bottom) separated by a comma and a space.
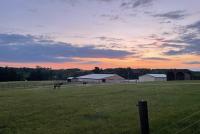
0, 81, 200, 134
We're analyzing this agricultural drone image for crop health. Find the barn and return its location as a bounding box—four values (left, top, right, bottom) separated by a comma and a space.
139, 74, 167, 82
77, 74, 125, 83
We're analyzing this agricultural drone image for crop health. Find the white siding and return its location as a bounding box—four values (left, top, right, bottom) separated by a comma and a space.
155, 77, 167, 81
78, 79, 102, 83
139, 75, 155, 82
139, 74, 167, 82
77, 74, 125, 83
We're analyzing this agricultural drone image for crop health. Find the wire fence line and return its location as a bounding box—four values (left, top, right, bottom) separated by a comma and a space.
174, 119, 200, 134
156, 108, 200, 133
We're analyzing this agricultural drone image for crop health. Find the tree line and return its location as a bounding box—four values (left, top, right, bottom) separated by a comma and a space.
0, 66, 199, 82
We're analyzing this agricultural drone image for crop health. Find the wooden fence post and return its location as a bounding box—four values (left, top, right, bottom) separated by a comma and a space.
138, 100, 150, 134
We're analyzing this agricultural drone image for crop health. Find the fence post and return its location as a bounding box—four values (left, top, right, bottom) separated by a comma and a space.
138, 100, 150, 134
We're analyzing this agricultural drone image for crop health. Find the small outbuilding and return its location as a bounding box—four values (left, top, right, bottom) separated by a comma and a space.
77, 74, 125, 83
139, 74, 167, 82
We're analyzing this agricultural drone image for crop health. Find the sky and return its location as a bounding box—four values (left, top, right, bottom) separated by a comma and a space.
0, 0, 200, 70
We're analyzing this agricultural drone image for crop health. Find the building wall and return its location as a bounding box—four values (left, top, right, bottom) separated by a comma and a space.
106, 75, 125, 80
78, 78, 102, 83
185, 73, 191, 80
139, 75, 167, 82
139, 75, 155, 82
103, 75, 124, 83
155, 77, 167, 81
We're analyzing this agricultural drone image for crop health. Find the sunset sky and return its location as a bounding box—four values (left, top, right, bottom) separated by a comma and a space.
0, 0, 200, 70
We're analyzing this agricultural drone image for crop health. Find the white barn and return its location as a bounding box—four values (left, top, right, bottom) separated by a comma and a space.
139, 74, 167, 82
77, 74, 125, 83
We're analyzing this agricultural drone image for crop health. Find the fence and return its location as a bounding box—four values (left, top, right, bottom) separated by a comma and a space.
137, 100, 200, 134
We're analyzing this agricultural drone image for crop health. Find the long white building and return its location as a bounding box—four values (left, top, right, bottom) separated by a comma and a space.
77, 74, 125, 83
139, 74, 167, 82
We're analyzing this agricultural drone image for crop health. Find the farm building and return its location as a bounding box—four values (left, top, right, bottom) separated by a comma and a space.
139, 74, 167, 82
77, 74, 125, 83
67, 77, 78, 82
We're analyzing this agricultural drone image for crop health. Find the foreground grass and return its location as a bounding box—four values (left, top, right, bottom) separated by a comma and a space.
0, 81, 200, 134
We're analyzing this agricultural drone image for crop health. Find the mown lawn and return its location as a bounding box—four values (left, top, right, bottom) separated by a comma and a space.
0, 81, 200, 134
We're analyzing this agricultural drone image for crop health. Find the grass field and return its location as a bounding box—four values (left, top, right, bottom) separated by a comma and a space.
0, 81, 200, 134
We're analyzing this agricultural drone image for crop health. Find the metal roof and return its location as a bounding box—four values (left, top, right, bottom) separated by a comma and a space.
67, 77, 74, 79
146, 74, 166, 78
77, 74, 116, 80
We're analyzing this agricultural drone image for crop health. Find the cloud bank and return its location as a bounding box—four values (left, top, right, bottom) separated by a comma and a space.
153, 10, 187, 20
0, 34, 133, 63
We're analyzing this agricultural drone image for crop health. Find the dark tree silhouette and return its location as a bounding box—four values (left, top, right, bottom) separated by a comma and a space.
93, 67, 102, 74
0, 66, 197, 82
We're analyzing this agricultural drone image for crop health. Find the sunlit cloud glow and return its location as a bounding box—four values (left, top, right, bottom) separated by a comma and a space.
0, 0, 200, 70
